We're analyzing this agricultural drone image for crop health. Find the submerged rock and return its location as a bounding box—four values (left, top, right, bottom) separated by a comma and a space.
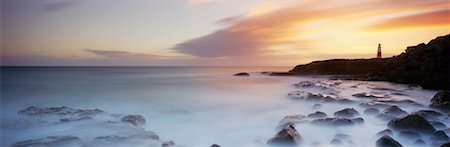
429, 131, 449, 142
364, 108, 380, 115
398, 131, 421, 140
278, 114, 307, 127
352, 92, 385, 99
312, 104, 322, 110
12, 136, 84, 147
431, 121, 448, 130
307, 111, 327, 118
387, 114, 436, 134
412, 110, 446, 121
210, 144, 221, 147
334, 108, 360, 118
267, 124, 302, 145
233, 72, 250, 76
379, 106, 407, 117
60, 116, 93, 123
311, 117, 354, 126
162, 141, 175, 147
18, 106, 104, 116
121, 115, 146, 127
430, 90, 450, 112
376, 129, 393, 137
375, 135, 403, 147
413, 139, 426, 145
330, 138, 342, 145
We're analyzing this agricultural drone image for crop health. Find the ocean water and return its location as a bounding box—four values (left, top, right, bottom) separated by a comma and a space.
0, 67, 442, 147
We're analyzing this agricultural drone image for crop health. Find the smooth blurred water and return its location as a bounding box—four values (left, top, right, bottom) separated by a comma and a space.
0, 67, 439, 147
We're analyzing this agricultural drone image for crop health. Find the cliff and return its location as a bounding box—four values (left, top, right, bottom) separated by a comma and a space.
289, 34, 450, 89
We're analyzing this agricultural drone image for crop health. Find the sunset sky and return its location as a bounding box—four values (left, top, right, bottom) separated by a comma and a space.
1, 0, 449, 66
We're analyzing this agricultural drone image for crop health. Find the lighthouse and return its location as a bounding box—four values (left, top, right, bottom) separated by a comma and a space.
377, 43, 382, 58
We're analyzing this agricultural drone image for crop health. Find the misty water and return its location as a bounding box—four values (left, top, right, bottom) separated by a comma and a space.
0, 67, 443, 147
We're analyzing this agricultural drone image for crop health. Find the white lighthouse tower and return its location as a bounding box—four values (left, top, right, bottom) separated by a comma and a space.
377, 43, 382, 58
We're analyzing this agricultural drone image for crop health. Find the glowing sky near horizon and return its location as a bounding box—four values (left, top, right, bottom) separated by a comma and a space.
1, 0, 449, 66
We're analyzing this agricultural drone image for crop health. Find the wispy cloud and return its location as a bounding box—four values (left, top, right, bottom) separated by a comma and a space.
187, 0, 215, 7
173, 0, 449, 58
84, 49, 160, 59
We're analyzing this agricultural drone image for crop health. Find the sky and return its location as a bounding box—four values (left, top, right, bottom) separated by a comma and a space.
1, 0, 449, 66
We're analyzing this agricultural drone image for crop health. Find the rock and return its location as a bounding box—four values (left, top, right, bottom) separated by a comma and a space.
412, 110, 445, 121
364, 108, 380, 115
267, 124, 302, 145
311, 117, 354, 126
398, 131, 421, 140
430, 131, 449, 142
441, 142, 450, 147
431, 121, 447, 130
210, 144, 221, 147
376, 129, 393, 137
334, 108, 360, 118
233, 72, 249, 76
413, 139, 426, 145
60, 116, 93, 123
352, 92, 385, 99
375, 135, 403, 147
336, 99, 355, 104
121, 115, 146, 127
12, 136, 84, 147
307, 111, 327, 118
379, 106, 407, 117
387, 114, 436, 134
162, 141, 175, 147
312, 104, 322, 110
294, 81, 316, 87
330, 138, 342, 145
351, 117, 364, 124
430, 90, 450, 112
18, 106, 104, 116
278, 114, 307, 127
359, 102, 391, 109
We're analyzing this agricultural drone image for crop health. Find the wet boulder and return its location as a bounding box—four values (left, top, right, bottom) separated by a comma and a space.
352, 92, 385, 99
413, 139, 426, 145
311, 117, 354, 126
430, 90, 450, 112
387, 114, 436, 134
162, 141, 175, 147
278, 114, 307, 127
398, 131, 421, 140
210, 144, 221, 147
312, 104, 322, 110
267, 124, 302, 145
376, 129, 393, 137
375, 135, 403, 147
330, 138, 342, 145
334, 108, 360, 118
351, 117, 364, 124
364, 108, 380, 115
121, 115, 146, 127
441, 142, 450, 147
379, 106, 407, 117
307, 111, 327, 118
233, 72, 250, 76
431, 121, 447, 130
412, 110, 445, 121
60, 116, 93, 123
430, 131, 449, 142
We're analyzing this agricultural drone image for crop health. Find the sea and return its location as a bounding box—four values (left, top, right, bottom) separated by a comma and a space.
0, 67, 440, 147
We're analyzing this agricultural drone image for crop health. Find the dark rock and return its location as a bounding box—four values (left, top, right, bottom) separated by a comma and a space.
18, 106, 104, 116
267, 124, 302, 145
430, 131, 449, 142
210, 144, 221, 147
334, 108, 360, 118
311, 117, 354, 126
121, 115, 146, 127
12, 136, 83, 147
60, 116, 93, 123
336, 98, 355, 104
294, 81, 315, 87
387, 114, 436, 134
364, 108, 380, 115
278, 114, 307, 127
352, 92, 384, 99
375, 135, 403, 147
398, 131, 421, 140
380, 106, 407, 117
413, 139, 426, 145
352, 117, 364, 124
162, 141, 175, 147
330, 138, 342, 145
430, 90, 450, 112
233, 72, 250, 76
441, 142, 450, 147
312, 104, 322, 110
431, 121, 447, 130
376, 129, 393, 137
307, 111, 327, 118
412, 110, 445, 121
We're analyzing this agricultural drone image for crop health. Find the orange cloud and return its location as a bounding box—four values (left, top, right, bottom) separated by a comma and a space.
366, 9, 450, 31
173, 0, 449, 60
